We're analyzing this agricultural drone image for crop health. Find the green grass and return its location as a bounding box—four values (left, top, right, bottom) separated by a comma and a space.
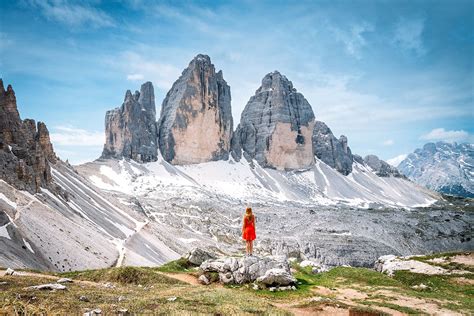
360, 300, 426, 315
154, 257, 197, 273
59, 266, 184, 286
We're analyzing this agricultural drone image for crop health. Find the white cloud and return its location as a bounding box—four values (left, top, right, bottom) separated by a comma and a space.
114, 51, 181, 90
27, 0, 115, 28
382, 139, 394, 146
393, 18, 426, 55
50, 126, 104, 146
127, 73, 145, 81
330, 22, 374, 58
420, 128, 472, 143
387, 154, 408, 167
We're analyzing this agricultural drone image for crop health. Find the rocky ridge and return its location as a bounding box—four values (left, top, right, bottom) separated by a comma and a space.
312, 121, 353, 175
101, 82, 158, 162
364, 154, 405, 178
158, 54, 233, 165
0, 79, 60, 194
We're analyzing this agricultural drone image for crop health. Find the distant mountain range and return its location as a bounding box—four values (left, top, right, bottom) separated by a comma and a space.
397, 142, 474, 198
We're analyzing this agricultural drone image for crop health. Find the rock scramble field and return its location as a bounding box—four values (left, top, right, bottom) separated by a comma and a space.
1, 251, 473, 315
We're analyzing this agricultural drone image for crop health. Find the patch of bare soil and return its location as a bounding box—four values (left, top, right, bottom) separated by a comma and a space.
375, 289, 462, 316
273, 301, 349, 316
156, 271, 201, 286
450, 253, 474, 266
450, 277, 474, 285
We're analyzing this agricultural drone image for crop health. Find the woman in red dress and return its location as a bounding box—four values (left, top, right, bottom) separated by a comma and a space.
242, 207, 256, 256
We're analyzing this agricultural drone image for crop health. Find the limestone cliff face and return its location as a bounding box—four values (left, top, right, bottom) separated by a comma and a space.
312, 121, 353, 175
232, 71, 315, 170
158, 54, 233, 165
102, 82, 158, 162
0, 79, 58, 193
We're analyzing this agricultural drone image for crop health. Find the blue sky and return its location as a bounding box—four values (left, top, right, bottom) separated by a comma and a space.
1, 0, 473, 165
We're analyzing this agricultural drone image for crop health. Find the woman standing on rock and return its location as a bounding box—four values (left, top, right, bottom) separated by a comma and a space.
242, 207, 256, 256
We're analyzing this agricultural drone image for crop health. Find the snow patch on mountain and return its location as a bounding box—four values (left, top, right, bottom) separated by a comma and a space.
80, 155, 437, 208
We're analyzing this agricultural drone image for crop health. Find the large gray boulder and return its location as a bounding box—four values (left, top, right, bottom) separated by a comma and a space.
232, 71, 315, 170
101, 82, 158, 162
185, 248, 216, 266
364, 155, 404, 178
312, 121, 353, 175
200, 255, 293, 285
158, 54, 233, 165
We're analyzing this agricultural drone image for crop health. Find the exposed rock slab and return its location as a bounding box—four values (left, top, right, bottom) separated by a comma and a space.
232, 71, 315, 170
158, 54, 232, 165
102, 82, 158, 162
312, 121, 353, 175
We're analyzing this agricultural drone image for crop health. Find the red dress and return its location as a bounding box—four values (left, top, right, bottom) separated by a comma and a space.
242, 215, 256, 241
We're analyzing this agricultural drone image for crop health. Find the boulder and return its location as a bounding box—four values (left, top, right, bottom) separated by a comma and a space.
56, 278, 73, 283
256, 268, 296, 286
231, 71, 315, 170
158, 54, 233, 165
198, 274, 210, 285
5, 268, 15, 275
26, 283, 67, 290
102, 82, 158, 162
200, 255, 293, 285
185, 248, 216, 266
312, 121, 353, 175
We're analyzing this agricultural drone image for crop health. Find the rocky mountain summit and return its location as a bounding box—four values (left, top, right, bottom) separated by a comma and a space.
364, 154, 404, 178
0, 79, 59, 194
158, 54, 233, 164
102, 82, 158, 162
231, 71, 315, 170
398, 142, 474, 197
312, 121, 353, 175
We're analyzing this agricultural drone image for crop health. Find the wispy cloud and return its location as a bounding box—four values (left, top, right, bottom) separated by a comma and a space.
420, 128, 473, 143
127, 73, 145, 81
50, 126, 104, 146
330, 22, 374, 58
114, 51, 181, 90
27, 0, 116, 29
393, 17, 426, 55
382, 139, 394, 146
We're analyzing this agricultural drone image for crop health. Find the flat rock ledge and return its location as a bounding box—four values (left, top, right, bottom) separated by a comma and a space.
199, 255, 296, 287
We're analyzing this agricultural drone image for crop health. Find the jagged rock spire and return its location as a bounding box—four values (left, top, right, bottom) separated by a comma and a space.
157, 54, 233, 164
231, 71, 315, 170
102, 81, 158, 162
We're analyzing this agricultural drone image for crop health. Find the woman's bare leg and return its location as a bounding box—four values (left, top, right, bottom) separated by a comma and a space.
250, 240, 253, 255
246, 241, 250, 255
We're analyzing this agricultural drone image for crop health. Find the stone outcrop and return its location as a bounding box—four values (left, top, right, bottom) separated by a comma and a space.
185, 248, 216, 266
158, 54, 233, 165
231, 71, 315, 170
102, 82, 158, 162
199, 255, 294, 285
312, 121, 353, 175
364, 155, 404, 178
0, 79, 59, 193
